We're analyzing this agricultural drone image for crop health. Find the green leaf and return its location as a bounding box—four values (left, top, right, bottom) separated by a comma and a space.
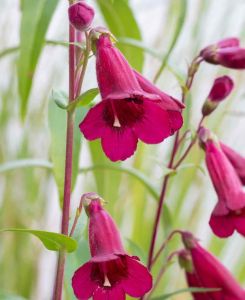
0, 159, 52, 173
70, 88, 99, 109
52, 89, 68, 109
152, 287, 221, 300
18, 0, 59, 119
96, 0, 144, 71
0, 229, 77, 253
154, 0, 187, 82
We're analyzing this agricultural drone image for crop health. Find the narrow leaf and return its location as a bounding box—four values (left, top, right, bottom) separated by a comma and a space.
0, 229, 77, 253
0, 159, 52, 173
71, 88, 99, 109
18, 0, 59, 118
96, 0, 144, 71
154, 0, 187, 82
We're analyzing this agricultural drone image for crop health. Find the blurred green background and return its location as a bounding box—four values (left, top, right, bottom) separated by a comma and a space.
0, 0, 245, 299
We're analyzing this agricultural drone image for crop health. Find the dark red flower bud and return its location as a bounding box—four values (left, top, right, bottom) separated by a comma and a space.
200, 37, 245, 69
202, 76, 234, 116
68, 1, 95, 31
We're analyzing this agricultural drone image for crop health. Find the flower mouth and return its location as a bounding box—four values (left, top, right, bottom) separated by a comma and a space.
103, 98, 145, 128
91, 257, 128, 288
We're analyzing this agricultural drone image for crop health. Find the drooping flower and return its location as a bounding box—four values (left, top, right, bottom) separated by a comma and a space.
198, 127, 245, 237
200, 37, 245, 69
72, 193, 152, 300
68, 1, 95, 31
79, 34, 183, 161
178, 231, 245, 300
221, 142, 245, 185
202, 76, 234, 116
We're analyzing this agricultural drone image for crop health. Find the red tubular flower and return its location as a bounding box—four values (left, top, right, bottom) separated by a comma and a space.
179, 231, 245, 300
221, 142, 245, 185
79, 34, 183, 161
68, 1, 95, 31
200, 37, 245, 69
199, 128, 245, 237
72, 193, 152, 300
202, 76, 234, 116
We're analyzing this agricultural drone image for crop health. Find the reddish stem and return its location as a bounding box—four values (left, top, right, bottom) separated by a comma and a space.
146, 57, 202, 272
53, 24, 76, 300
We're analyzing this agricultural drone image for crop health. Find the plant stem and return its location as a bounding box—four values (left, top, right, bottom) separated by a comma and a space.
174, 116, 204, 169
53, 23, 76, 300
146, 57, 202, 272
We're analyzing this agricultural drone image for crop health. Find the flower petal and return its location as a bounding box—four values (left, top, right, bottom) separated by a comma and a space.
121, 256, 152, 297
209, 214, 235, 238
233, 211, 245, 237
79, 101, 106, 140
133, 101, 172, 143
101, 127, 138, 161
93, 285, 125, 300
72, 262, 97, 299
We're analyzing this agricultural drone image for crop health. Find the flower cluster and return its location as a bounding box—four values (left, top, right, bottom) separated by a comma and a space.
67, 2, 245, 299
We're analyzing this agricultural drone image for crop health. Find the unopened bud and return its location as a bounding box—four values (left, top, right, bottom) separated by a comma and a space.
202, 76, 233, 116
68, 1, 95, 31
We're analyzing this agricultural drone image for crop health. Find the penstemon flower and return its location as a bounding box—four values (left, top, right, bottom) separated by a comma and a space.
72, 193, 152, 300
79, 34, 183, 161
199, 127, 245, 238
178, 231, 245, 300
200, 37, 245, 69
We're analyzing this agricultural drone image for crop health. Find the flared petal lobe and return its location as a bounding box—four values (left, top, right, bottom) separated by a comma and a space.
121, 256, 152, 297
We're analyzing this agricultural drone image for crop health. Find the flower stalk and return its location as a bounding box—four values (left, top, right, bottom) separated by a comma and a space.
147, 57, 202, 271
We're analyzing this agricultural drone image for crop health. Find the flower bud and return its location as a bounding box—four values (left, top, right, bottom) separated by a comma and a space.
200, 37, 245, 69
202, 76, 234, 116
68, 1, 95, 31
179, 231, 245, 300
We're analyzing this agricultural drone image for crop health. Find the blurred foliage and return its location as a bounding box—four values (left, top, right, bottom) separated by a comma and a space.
0, 0, 245, 299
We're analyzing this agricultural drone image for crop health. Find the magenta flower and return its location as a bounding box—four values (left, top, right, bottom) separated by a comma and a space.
200, 37, 245, 69
72, 193, 152, 300
79, 34, 183, 161
221, 142, 245, 185
199, 128, 245, 237
179, 231, 245, 300
68, 1, 95, 31
202, 76, 234, 116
